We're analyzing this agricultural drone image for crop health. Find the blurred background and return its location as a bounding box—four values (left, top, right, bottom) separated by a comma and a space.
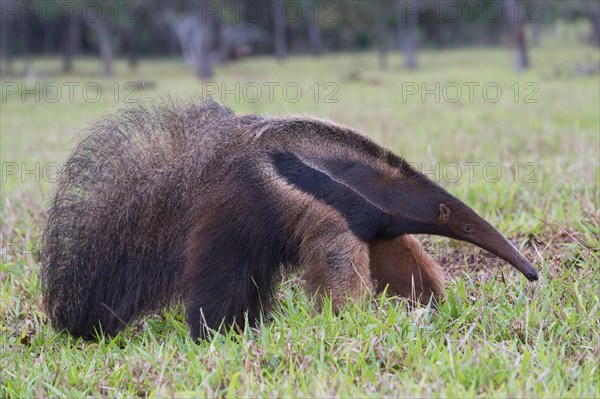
1, 0, 599, 78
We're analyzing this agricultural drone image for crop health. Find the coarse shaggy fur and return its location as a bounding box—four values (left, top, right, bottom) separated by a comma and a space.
41, 98, 536, 340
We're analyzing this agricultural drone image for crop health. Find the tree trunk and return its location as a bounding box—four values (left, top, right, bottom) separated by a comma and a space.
195, 1, 213, 79
62, 14, 80, 73
83, 15, 114, 77
44, 22, 55, 54
274, 1, 287, 60
587, 1, 600, 47
375, 1, 388, 70
0, 1, 14, 75
304, 0, 322, 56
503, 0, 529, 73
395, 0, 418, 70
23, 7, 33, 74
125, 30, 139, 71
96, 22, 114, 78
196, 29, 213, 79
531, 0, 541, 47
531, 22, 541, 47
216, 7, 227, 62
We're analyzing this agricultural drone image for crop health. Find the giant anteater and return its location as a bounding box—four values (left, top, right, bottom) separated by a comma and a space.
40, 99, 539, 340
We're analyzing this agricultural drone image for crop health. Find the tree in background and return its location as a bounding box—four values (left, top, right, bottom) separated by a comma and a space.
586, 1, 600, 47
81, 2, 116, 77
62, 2, 81, 73
530, 0, 541, 47
374, 0, 389, 70
304, 0, 322, 56
395, 0, 418, 70
194, 0, 214, 78
2, 0, 600, 79
503, 0, 529, 73
171, 5, 214, 79
273, 0, 288, 60
0, 0, 15, 74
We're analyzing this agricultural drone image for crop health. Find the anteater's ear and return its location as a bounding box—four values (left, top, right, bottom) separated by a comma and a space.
438, 204, 451, 224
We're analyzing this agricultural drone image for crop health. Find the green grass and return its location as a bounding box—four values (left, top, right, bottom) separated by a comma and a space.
1, 34, 599, 397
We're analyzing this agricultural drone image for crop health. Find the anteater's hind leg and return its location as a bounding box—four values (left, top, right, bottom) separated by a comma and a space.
369, 235, 445, 306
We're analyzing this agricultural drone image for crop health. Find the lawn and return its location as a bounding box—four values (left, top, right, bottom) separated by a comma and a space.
1, 35, 599, 397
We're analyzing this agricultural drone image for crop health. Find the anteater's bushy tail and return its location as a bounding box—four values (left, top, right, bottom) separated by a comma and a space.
40, 98, 236, 337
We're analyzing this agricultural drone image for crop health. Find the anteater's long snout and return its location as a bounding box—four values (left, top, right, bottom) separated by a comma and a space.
474, 224, 539, 282
495, 235, 539, 281
516, 258, 539, 282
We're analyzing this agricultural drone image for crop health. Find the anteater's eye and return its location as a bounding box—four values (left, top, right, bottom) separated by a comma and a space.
464, 224, 473, 233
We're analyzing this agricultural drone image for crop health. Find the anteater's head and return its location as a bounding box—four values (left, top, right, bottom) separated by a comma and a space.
377, 166, 539, 282
434, 200, 539, 282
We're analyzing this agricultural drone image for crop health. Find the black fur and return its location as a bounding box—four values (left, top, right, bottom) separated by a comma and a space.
270, 152, 384, 241
40, 99, 444, 339
41, 98, 537, 340
182, 157, 298, 339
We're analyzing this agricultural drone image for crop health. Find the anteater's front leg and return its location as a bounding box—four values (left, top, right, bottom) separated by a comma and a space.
297, 215, 372, 311
369, 235, 445, 306
182, 205, 279, 340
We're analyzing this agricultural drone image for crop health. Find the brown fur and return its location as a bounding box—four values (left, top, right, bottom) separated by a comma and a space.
370, 236, 445, 305
40, 98, 536, 341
